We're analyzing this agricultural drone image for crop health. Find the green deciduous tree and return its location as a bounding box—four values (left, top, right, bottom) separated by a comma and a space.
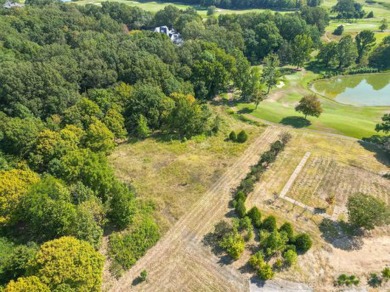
318, 42, 338, 67
336, 35, 358, 69
295, 94, 323, 119
219, 230, 245, 260
369, 36, 390, 70
167, 93, 213, 138
355, 30, 376, 64
4, 276, 50, 292
247, 207, 262, 228
28, 237, 104, 291
291, 34, 313, 68
125, 84, 173, 132
261, 53, 281, 94
262, 216, 277, 232
294, 233, 312, 253
84, 118, 115, 154
108, 182, 136, 229
279, 222, 294, 242
375, 114, 390, 133
0, 169, 40, 225
237, 130, 248, 143
347, 193, 390, 230
261, 230, 288, 257
332, 0, 365, 19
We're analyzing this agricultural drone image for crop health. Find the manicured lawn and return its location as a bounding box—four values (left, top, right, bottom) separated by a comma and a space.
74, 0, 290, 16
235, 70, 388, 138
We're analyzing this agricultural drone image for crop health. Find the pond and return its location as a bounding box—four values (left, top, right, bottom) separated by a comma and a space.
311, 73, 390, 106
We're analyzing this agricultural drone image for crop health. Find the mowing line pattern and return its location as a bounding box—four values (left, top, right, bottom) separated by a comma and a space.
110, 126, 283, 292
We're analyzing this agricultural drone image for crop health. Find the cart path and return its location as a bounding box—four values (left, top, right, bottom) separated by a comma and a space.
110, 126, 283, 292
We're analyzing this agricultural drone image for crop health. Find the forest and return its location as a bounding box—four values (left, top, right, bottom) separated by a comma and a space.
0, 0, 389, 290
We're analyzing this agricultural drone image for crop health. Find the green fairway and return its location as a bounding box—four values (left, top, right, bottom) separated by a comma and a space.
235, 70, 389, 139
73, 0, 290, 16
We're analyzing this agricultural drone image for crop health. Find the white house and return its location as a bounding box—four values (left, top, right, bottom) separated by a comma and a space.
154, 26, 183, 45
3, 1, 24, 8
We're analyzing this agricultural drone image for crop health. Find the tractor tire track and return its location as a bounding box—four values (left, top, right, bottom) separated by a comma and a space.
110, 126, 282, 292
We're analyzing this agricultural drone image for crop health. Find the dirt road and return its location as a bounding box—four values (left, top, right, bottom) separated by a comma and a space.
109, 126, 283, 292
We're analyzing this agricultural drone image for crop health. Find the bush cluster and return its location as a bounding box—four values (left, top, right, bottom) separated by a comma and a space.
229, 130, 248, 143
336, 274, 360, 286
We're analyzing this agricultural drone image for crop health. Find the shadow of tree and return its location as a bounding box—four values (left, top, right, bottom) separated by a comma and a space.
249, 276, 267, 288
217, 254, 235, 266
132, 277, 143, 286
319, 218, 364, 251
279, 116, 311, 128
279, 67, 299, 75
237, 107, 254, 114
238, 261, 254, 274
202, 220, 232, 256
359, 136, 389, 167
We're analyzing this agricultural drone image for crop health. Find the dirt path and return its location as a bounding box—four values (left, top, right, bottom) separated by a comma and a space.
109, 126, 283, 292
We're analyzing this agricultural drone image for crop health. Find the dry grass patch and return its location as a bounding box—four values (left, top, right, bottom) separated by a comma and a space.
245, 129, 390, 289
110, 107, 266, 232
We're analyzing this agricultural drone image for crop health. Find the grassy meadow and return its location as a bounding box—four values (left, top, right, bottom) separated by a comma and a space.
110, 107, 267, 232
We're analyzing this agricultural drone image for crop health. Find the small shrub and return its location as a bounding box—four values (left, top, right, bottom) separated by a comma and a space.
140, 270, 148, 282
238, 177, 255, 194
333, 25, 344, 36
294, 233, 312, 253
238, 216, 252, 231
279, 222, 294, 242
235, 199, 247, 218
249, 252, 274, 280
283, 249, 298, 267
219, 231, 245, 260
258, 262, 274, 280
236, 130, 248, 143
382, 267, 390, 281
260, 151, 276, 164
262, 216, 277, 232
368, 273, 382, 287
245, 229, 254, 241
247, 207, 262, 228
229, 131, 237, 141
234, 191, 246, 202
336, 274, 360, 286
270, 140, 284, 154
